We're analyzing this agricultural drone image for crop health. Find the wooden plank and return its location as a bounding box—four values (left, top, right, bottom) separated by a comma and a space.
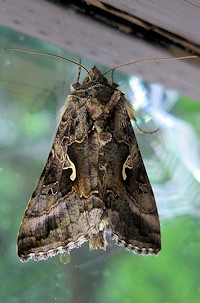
84, 0, 200, 53
0, 0, 199, 101
100, 0, 200, 45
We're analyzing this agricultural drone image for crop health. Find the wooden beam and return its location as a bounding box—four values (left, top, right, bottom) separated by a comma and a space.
0, 0, 200, 101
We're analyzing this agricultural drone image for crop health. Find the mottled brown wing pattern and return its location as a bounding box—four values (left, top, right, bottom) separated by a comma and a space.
18, 94, 107, 261
17, 66, 161, 261
105, 97, 160, 254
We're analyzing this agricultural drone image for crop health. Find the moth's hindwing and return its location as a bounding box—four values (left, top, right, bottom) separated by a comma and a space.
17, 66, 161, 261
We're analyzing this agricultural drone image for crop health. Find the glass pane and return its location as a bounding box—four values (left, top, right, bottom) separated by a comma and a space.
0, 25, 200, 303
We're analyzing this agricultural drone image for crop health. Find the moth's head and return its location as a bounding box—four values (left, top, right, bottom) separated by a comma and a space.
82, 66, 109, 85
70, 66, 118, 93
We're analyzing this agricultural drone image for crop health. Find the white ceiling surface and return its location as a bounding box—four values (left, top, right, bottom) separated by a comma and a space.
0, 0, 200, 101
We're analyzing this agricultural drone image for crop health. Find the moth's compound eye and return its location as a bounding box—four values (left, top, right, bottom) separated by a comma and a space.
70, 83, 80, 91
82, 76, 90, 85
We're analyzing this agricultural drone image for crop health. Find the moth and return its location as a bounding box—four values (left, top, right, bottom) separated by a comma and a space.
16, 60, 161, 262
7, 47, 194, 262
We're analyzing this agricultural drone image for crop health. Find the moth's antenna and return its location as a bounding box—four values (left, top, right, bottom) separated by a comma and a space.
4, 48, 91, 79
102, 55, 198, 76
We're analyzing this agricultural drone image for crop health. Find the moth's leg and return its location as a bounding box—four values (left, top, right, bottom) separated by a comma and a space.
76, 59, 82, 83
